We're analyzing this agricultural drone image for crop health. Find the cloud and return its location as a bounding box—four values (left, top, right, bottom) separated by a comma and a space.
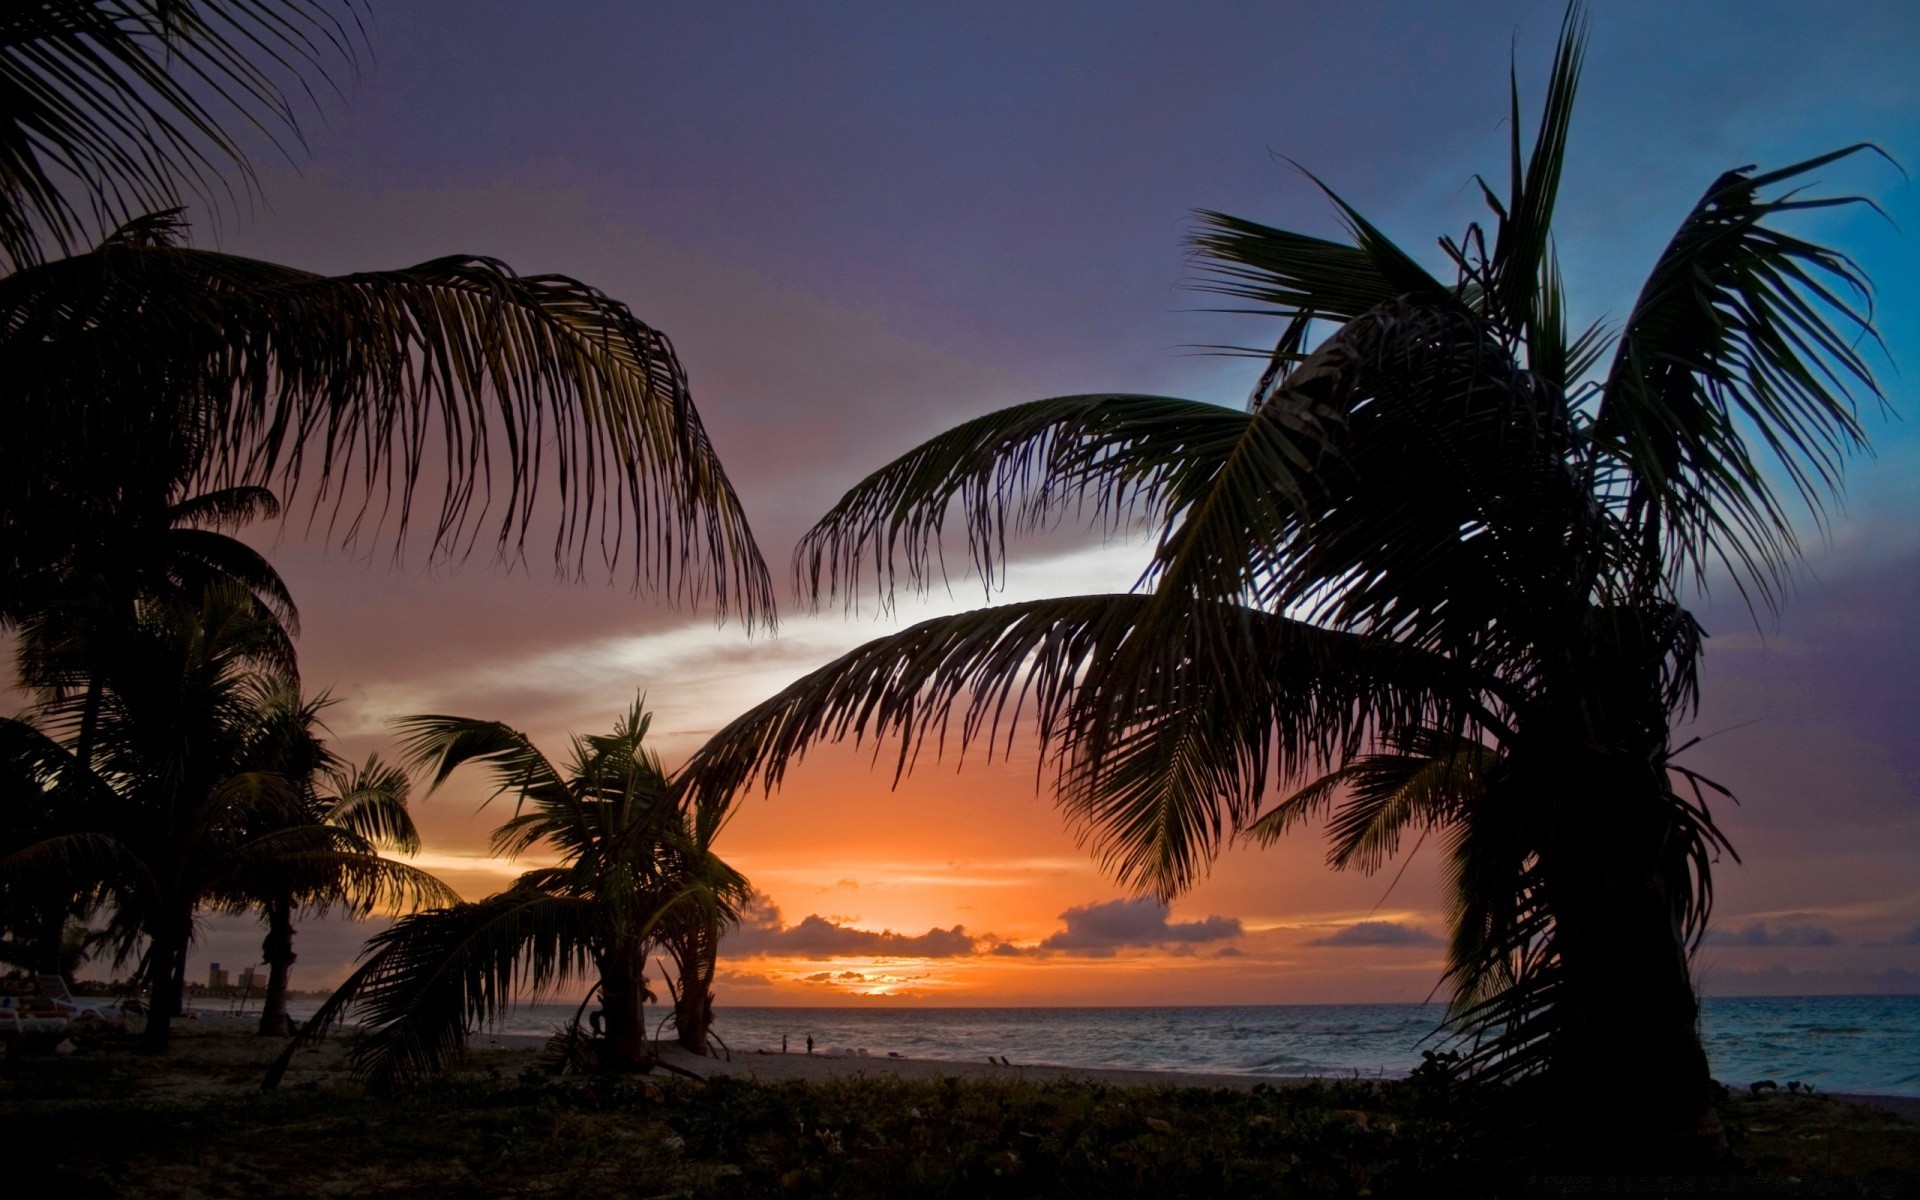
1869, 923, 1920, 947
1704, 922, 1842, 948
1213, 946, 1246, 959
1033, 898, 1241, 956
1698, 965, 1920, 998
1307, 921, 1442, 948
724, 894, 977, 959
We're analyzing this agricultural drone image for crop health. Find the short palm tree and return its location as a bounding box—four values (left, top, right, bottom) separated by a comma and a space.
225, 685, 451, 1036
271, 702, 749, 1089
677, 8, 1883, 1164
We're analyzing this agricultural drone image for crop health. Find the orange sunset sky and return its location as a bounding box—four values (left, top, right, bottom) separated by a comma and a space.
47, 1, 1918, 1006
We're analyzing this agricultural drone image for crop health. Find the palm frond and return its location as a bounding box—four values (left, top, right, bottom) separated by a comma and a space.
678, 591, 1476, 897
324, 755, 420, 853
676, 594, 1165, 817
266, 887, 599, 1089
1591, 145, 1887, 609
1, 237, 774, 617
164, 527, 299, 634
1189, 174, 1456, 326
396, 715, 569, 803
1482, 3, 1586, 353
796, 394, 1247, 607
0, 1, 365, 269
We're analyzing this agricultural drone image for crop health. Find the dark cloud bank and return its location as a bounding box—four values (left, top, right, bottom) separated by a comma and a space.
724, 895, 1241, 961
1308, 921, 1442, 948
1704, 921, 1843, 948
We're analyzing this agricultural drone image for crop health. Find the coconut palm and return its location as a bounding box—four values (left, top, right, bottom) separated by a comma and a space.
675, 8, 1883, 1164
0, 583, 445, 1050
1, 4, 774, 632
226, 685, 449, 1035
270, 702, 749, 1089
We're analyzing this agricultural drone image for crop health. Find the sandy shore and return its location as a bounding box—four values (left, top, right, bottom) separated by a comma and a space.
69, 1015, 1920, 1122
468, 1032, 1920, 1118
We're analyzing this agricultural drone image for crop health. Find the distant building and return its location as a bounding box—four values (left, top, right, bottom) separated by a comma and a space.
207, 963, 230, 989
239, 966, 263, 990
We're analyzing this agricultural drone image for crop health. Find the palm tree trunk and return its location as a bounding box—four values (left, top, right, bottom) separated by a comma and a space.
669, 932, 718, 1054
597, 946, 653, 1070
257, 896, 296, 1036
141, 916, 192, 1053
1540, 755, 1723, 1169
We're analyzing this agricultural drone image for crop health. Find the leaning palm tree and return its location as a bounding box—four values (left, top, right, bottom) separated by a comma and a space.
1, 3, 773, 632
676, 7, 1883, 1165
268, 702, 749, 1089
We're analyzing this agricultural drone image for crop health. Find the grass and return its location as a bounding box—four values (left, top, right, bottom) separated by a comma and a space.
3, 1035, 1915, 1198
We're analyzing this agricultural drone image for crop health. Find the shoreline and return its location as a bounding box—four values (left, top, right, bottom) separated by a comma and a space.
470, 1030, 1920, 1117
132, 1016, 1920, 1118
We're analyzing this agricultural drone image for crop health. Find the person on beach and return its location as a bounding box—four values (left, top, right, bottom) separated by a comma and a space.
782, 1034, 788, 1054
807, 1035, 814, 1056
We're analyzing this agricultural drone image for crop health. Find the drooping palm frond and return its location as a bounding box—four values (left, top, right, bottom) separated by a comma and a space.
265, 886, 600, 1090
397, 715, 573, 803
0, 1, 364, 270
678, 591, 1482, 896
324, 756, 421, 854
163, 527, 300, 633
797, 394, 1252, 607
1590, 145, 1887, 609
1242, 727, 1498, 874
217, 819, 455, 910
1, 234, 774, 616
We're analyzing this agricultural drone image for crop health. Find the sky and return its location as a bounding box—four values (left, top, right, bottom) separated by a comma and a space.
128, 1, 1920, 1006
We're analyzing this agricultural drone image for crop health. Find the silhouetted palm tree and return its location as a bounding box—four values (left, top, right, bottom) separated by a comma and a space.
677, 8, 1884, 1165
271, 702, 748, 1088
225, 685, 449, 1036
0, 584, 444, 1050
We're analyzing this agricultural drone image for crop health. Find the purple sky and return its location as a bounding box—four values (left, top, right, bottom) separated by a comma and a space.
131, 1, 1920, 999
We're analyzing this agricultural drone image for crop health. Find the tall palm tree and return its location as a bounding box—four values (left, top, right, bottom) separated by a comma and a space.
269, 702, 749, 1089
0, 583, 444, 1050
676, 8, 1884, 1164
1, 4, 774, 631
224, 685, 449, 1036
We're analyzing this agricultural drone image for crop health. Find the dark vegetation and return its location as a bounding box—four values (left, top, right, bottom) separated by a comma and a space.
6, 1037, 1917, 1199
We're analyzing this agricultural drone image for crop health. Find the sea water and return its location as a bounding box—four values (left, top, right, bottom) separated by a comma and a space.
475, 994, 1919, 1097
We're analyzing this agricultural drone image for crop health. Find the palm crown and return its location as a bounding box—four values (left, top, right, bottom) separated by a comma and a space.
276, 703, 750, 1088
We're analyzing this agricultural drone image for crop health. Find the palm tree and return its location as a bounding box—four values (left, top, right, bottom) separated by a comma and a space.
0, 583, 445, 1050
270, 702, 749, 1089
225, 685, 450, 1036
676, 8, 1884, 1165
1, 5, 773, 631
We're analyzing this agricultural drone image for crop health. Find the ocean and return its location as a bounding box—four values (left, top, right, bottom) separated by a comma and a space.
470, 995, 1920, 1096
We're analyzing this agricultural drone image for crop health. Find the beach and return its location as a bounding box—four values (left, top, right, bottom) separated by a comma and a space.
81, 1011, 1920, 1119
6, 1021, 1918, 1197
